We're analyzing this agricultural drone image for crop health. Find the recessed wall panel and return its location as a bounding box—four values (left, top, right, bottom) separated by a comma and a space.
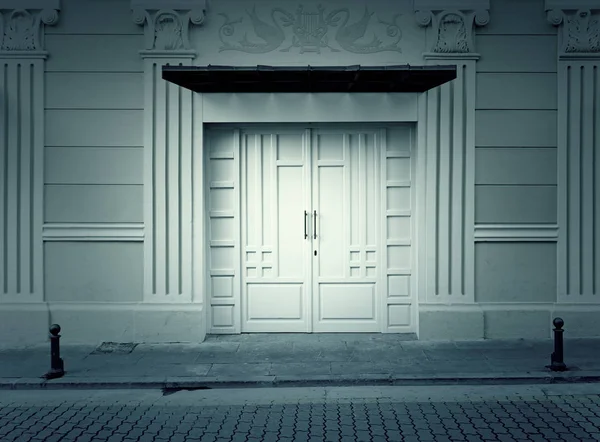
44, 242, 143, 302
387, 187, 411, 211
475, 242, 557, 303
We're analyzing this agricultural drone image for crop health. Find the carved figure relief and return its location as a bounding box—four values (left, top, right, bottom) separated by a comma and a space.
432, 13, 469, 53
218, 4, 402, 54
564, 10, 600, 53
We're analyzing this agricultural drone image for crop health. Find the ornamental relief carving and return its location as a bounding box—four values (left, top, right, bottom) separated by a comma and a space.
547, 8, 600, 54
132, 7, 205, 51
565, 10, 599, 53
217, 4, 403, 54
415, 8, 489, 54
0, 9, 59, 51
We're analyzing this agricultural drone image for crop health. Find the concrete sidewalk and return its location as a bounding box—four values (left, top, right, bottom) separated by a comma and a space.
1, 334, 600, 390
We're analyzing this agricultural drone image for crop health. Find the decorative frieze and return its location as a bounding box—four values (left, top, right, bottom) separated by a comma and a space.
414, 0, 490, 55
131, 0, 206, 57
217, 4, 403, 55
0, 0, 60, 57
546, 0, 600, 56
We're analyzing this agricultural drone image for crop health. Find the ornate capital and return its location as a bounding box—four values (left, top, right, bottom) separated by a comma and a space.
131, 0, 206, 58
0, 0, 60, 57
414, 0, 490, 56
545, 1, 600, 56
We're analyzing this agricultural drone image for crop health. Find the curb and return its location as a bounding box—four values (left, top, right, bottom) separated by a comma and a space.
2, 371, 600, 390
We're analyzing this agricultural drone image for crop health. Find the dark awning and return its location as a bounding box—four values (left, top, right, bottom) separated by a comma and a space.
162, 64, 456, 93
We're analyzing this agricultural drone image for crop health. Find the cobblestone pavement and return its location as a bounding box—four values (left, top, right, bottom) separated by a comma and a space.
1, 384, 600, 441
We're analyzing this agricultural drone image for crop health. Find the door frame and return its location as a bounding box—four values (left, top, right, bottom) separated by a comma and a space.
200, 93, 421, 335
204, 123, 419, 334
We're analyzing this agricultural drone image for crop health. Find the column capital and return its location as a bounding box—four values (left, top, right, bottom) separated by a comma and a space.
414, 0, 490, 56
545, 1, 600, 57
0, 0, 60, 59
131, 0, 206, 58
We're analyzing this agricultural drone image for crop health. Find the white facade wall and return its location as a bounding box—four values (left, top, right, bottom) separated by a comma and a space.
0, 0, 598, 345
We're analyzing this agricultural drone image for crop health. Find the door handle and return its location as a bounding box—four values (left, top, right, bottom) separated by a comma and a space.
304, 210, 308, 239
313, 210, 317, 239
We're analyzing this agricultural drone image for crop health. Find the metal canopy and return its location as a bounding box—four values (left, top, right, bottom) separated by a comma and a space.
162, 64, 457, 93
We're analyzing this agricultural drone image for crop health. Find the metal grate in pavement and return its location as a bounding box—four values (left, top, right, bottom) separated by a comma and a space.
92, 342, 138, 354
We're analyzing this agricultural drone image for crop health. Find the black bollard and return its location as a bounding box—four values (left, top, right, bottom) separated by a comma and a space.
43, 324, 65, 380
550, 317, 567, 372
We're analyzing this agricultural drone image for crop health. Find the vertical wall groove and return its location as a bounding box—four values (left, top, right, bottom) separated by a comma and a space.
164, 80, 170, 295
579, 66, 584, 295
461, 64, 467, 295
448, 82, 454, 295
1, 63, 6, 295
435, 88, 441, 295
29, 63, 34, 294
592, 66, 600, 295
16, 63, 21, 294
6, 63, 17, 296
151, 62, 157, 295
565, 65, 571, 294
19, 62, 32, 295
178, 85, 182, 294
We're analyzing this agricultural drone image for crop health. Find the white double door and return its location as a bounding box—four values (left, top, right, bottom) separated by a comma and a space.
241, 126, 381, 332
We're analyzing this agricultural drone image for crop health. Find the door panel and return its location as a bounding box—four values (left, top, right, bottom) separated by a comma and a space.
241, 130, 310, 332
312, 129, 380, 332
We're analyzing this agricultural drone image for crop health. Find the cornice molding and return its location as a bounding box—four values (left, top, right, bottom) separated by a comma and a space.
545, 0, 600, 55
131, 0, 206, 57
0, 0, 60, 56
414, 0, 490, 55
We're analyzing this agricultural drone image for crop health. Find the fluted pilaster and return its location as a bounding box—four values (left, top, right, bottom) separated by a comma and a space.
0, 0, 60, 301
132, 0, 206, 301
547, 1, 600, 302
414, 0, 489, 303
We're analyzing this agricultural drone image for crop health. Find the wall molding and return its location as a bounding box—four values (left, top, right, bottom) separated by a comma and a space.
420, 302, 600, 311
474, 224, 559, 242
43, 223, 144, 241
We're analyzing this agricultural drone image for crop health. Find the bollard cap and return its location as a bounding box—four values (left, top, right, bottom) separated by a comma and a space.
49, 324, 61, 336
553, 317, 564, 329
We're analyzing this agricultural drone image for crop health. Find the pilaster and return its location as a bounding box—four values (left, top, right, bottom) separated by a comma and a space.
0, 0, 60, 302
132, 0, 206, 302
546, 0, 600, 302
414, 0, 490, 304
